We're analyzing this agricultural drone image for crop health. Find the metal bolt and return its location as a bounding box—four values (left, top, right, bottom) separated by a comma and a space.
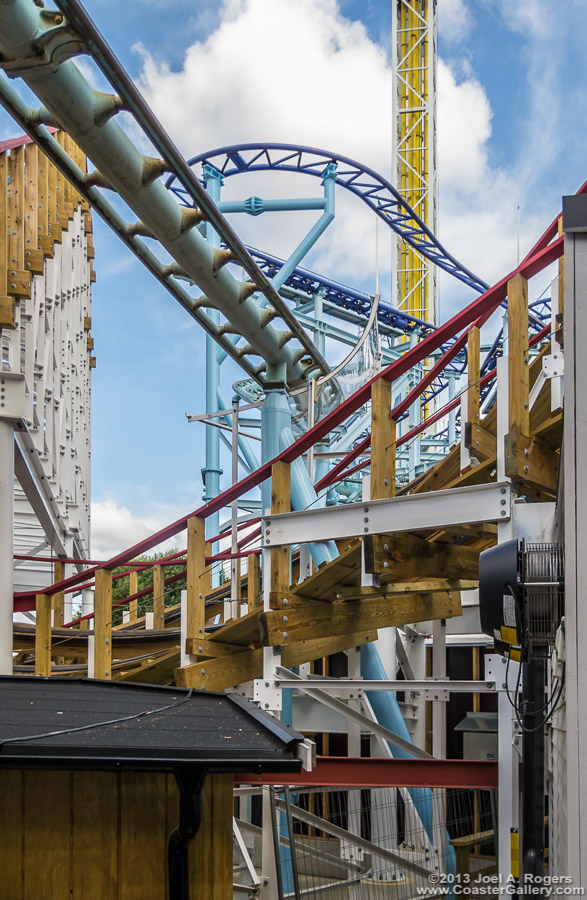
198, 646, 203, 652
282, 632, 288, 639
105, 670, 109, 676
524, 466, 529, 474
524, 449, 529, 457
283, 598, 288, 606
501, 510, 506, 516
283, 616, 288, 623
363, 517, 369, 523
501, 488, 506, 494
265, 682, 270, 687
200, 669, 206, 675
364, 507, 369, 512
383, 544, 388, 551
264, 703, 270, 709
524, 402, 528, 409
105, 639, 109, 645
501, 499, 506, 505
383, 562, 389, 568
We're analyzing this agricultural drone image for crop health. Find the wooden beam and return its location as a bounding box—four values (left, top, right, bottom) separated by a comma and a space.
291, 541, 361, 602
466, 326, 481, 424
270, 461, 290, 601
152, 564, 165, 630
333, 579, 478, 601
184, 637, 247, 658
260, 591, 462, 647
371, 378, 395, 499
128, 570, 138, 622
504, 432, 559, 495
7, 146, 30, 299
508, 273, 530, 436
52, 559, 65, 627
364, 531, 480, 580
464, 420, 496, 462
35, 593, 51, 676
176, 629, 379, 691
94, 568, 113, 679
247, 552, 261, 610
186, 516, 207, 640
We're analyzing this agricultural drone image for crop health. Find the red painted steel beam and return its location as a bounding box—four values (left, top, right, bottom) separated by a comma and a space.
12, 232, 564, 606
234, 756, 498, 790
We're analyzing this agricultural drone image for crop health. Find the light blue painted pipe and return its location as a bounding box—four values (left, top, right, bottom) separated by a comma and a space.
279, 425, 338, 568
217, 386, 259, 473
219, 197, 327, 215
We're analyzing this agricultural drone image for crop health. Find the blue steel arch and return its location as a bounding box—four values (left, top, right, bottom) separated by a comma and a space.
165, 142, 489, 294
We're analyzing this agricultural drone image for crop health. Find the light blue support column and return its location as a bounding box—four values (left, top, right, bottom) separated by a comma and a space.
202, 165, 224, 572
261, 383, 337, 569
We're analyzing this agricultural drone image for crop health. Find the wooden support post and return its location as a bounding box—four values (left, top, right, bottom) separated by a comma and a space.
94, 569, 112, 680
270, 461, 290, 600
7, 146, 30, 299
153, 564, 165, 630
371, 378, 395, 499
0, 151, 13, 328
35, 593, 51, 676
128, 570, 138, 622
23, 142, 43, 275
508, 273, 530, 436
52, 559, 65, 627
187, 516, 206, 641
248, 553, 262, 610
466, 326, 481, 424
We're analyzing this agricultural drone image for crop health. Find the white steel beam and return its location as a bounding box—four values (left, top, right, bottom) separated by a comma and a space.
264, 482, 511, 546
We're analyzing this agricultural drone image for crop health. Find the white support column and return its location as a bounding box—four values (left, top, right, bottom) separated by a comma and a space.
0, 419, 14, 673
561, 202, 587, 885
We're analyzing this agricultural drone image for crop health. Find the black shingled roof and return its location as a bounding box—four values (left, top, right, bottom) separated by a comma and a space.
0, 676, 304, 774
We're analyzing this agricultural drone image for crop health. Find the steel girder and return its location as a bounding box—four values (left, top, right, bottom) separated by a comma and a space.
0, 0, 331, 389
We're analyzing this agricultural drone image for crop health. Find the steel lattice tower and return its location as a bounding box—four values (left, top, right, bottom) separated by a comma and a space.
393, 0, 438, 325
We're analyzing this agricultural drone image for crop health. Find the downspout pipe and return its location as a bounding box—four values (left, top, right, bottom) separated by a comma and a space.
168, 768, 206, 900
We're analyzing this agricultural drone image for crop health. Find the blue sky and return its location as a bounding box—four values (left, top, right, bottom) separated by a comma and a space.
2, 0, 587, 556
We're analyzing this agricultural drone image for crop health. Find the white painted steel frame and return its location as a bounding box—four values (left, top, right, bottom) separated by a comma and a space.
263, 481, 511, 546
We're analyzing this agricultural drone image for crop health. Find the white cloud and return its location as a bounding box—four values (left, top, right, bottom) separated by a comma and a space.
438, 0, 473, 44
91, 500, 185, 559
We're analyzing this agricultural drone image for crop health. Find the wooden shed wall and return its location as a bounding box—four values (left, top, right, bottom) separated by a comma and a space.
0, 769, 232, 900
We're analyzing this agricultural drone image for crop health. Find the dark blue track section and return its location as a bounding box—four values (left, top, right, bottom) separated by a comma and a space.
166, 142, 489, 294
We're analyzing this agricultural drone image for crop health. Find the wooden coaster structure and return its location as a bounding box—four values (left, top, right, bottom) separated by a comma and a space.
11, 197, 565, 688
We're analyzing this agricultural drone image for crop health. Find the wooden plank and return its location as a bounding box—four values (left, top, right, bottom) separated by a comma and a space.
413, 444, 461, 494
72, 772, 118, 900
464, 420, 496, 461
0, 152, 7, 302
466, 326, 481, 424
119, 772, 166, 900
192, 774, 233, 900
129, 570, 138, 622
364, 531, 480, 580
260, 591, 461, 647
0, 770, 23, 897
186, 515, 206, 640
504, 432, 559, 495
52, 559, 65, 626
185, 636, 254, 657
37, 147, 49, 240
208, 605, 262, 648
248, 552, 261, 609
24, 771, 72, 900
94, 568, 113, 679
153, 564, 165, 630
333, 578, 478, 600
371, 377, 395, 499
270, 461, 290, 599
291, 541, 361, 602
35, 592, 51, 676
508, 273, 530, 436
176, 629, 378, 691
24, 141, 38, 254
